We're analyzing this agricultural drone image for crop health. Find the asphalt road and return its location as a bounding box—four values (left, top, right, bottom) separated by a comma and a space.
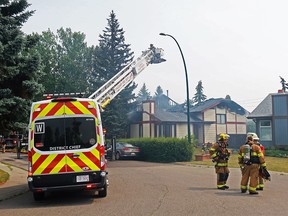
0, 160, 288, 216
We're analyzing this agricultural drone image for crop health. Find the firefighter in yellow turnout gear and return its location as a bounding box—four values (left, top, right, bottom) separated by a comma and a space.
209, 133, 231, 190
238, 136, 266, 195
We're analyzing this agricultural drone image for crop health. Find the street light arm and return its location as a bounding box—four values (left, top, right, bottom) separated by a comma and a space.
159, 33, 191, 145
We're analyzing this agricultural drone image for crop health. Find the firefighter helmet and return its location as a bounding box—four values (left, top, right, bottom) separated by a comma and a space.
247, 132, 259, 141
218, 133, 229, 141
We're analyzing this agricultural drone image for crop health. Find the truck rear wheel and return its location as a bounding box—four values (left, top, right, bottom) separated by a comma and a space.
33, 191, 45, 201
98, 184, 107, 198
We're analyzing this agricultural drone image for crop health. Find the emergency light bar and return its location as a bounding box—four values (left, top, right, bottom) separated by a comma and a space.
43, 92, 86, 99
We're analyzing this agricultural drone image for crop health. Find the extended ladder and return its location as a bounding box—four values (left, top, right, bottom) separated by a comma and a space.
88, 44, 165, 108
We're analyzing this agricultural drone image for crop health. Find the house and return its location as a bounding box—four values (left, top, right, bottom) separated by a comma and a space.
248, 91, 288, 148
128, 95, 248, 148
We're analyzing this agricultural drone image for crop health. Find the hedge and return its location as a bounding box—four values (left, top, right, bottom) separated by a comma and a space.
120, 137, 194, 163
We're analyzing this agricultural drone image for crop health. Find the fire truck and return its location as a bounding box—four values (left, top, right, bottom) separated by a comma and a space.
27, 45, 164, 201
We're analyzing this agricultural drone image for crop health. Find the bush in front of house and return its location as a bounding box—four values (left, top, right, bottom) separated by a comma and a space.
120, 137, 194, 163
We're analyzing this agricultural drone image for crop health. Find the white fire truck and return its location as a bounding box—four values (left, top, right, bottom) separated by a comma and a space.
27, 45, 164, 201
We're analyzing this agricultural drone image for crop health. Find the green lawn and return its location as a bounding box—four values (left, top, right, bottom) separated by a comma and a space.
190, 148, 288, 173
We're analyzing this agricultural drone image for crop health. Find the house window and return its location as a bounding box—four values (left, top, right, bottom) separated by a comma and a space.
216, 114, 226, 124
259, 120, 272, 141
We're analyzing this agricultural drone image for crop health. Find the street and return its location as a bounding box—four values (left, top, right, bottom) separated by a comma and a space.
0, 160, 288, 216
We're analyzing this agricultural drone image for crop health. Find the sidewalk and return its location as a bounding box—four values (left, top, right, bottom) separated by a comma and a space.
0, 152, 29, 201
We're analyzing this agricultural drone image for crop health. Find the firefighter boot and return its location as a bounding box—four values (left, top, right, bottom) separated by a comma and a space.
249, 191, 259, 195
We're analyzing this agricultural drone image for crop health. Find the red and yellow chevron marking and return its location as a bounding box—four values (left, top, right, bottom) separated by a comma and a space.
30, 100, 101, 175
31, 147, 101, 175
32, 101, 98, 122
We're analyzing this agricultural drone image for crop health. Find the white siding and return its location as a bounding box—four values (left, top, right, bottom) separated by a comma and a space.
142, 101, 155, 114
237, 124, 247, 134
130, 124, 139, 138
216, 107, 226, 114
204, 124, 216, 143
227, 112, 236, 122
217, 124, 227, 135
204, 109, 215, 121
143, 123, 150, 137
143, 112, 150, 121
176, 123, 193, 138
227, 124, 236, 134
237, 115, 246, 123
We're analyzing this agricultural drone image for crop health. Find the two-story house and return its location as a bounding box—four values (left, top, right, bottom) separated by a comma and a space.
128, 95, 248, 148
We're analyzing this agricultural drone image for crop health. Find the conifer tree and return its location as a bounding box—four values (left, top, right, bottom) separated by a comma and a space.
137, 83, 151, 102
154, 85, 164, 96
91, 10, 135, 139
0, 0, 42, 133
192, 80, 207, 105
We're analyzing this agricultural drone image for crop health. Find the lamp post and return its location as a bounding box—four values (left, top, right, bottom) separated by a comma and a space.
159, 33, 191, 144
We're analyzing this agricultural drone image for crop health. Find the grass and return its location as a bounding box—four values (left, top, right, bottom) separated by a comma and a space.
0, 169, 9, 184
190, 148, 288, 173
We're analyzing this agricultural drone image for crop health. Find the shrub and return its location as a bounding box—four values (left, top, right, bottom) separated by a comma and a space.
120, 137, 194, 163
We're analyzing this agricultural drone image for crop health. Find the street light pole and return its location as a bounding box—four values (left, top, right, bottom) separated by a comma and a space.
159, 33, 191, 144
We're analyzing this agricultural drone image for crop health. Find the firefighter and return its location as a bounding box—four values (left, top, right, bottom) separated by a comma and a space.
238, 135, 266, 195
251, 134, 265, 190
209, 133, 231, 190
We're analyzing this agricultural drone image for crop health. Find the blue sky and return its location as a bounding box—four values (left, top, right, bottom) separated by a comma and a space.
22, 0, 288, 112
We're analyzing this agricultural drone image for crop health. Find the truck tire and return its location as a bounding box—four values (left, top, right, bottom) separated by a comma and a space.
33, 191, 45, 201
98, 184, 107, 198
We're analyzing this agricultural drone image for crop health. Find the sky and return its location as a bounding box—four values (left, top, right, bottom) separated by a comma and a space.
21, 0, 288, 112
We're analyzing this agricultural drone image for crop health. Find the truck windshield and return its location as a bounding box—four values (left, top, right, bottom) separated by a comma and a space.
34, 117, 97, 151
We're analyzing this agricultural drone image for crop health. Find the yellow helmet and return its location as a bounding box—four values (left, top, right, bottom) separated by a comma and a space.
218, 133, 229, 141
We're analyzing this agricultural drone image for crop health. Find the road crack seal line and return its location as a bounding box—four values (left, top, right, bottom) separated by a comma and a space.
148, 183, 169, 216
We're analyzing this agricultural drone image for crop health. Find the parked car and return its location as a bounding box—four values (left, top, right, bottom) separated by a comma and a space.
115, 142, 140, 160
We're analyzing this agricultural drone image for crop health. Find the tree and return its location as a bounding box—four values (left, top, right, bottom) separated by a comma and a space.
192, 80, 207, 105
0, 0, 42, 134
34, 28, 90, 95
225, 95, 231, 100
154, 85, 164, 96
91, 10, 135, 139
137, 83, 151, 102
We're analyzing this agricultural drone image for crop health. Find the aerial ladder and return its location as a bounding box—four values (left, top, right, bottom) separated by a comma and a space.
88, 44, 165, 108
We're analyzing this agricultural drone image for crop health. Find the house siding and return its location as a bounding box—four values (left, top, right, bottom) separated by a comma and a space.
176, 123, 193, 138
143, 123, 150, 137
216, 107, 226, 114
204, 124, 216, 143
236, 124, 246, 134
216, 124, 227, 135
204, 109, 215, 121
130, 124, 139, 138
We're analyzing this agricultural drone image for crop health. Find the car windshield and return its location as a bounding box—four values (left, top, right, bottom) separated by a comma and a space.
121, 143, 134, 148
34, 117, 97, 151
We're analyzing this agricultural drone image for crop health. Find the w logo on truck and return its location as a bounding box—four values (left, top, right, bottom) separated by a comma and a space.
34, 122, 45, 134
